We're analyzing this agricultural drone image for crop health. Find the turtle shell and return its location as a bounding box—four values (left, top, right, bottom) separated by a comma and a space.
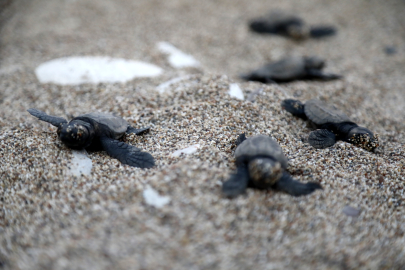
235, 135, 288, 169
259, 56, 306, 81
305, 99, 350, 125
76, 112, 128, 139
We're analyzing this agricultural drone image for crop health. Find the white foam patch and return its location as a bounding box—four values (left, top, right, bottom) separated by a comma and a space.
70, 150, 92, 176
157, 41, 200, 68
35, 56, 163, 85
171, 144, 200, 157
228, 83, 244, 100
143, 186, 171, 208
156, 75, 191, 93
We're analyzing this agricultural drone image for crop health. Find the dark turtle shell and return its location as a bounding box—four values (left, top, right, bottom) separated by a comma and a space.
256, 56, 306, 81
76, 112, 128, 139
305, 99, 350, 125
234, 135, 288, 168
249, 11, 304, 36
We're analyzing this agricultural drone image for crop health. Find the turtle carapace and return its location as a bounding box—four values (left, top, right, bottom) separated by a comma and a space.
241, 56, 341, 84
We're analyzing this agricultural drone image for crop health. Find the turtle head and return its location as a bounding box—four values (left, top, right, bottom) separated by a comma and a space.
287, 24, 310, 40
304, 56, 325, 70
248, 158, 283, 188
347, 127, 379, 152
57, 120, 95, 149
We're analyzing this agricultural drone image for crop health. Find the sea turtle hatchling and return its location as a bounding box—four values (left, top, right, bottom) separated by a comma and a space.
241, 56, 341, 83
28, 108, 155, 168
222, 134, 322, 197
282, 99, 379, 151
249, 10, 337, 40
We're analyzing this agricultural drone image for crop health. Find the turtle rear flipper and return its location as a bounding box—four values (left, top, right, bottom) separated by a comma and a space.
281, 99, 307, 120
100, 137, 155, 168
274, 172, 322, 196
222, 166, 250, 198
309, 26, 337, 38
306, 69, 342, 81
239, 73, 263, 83
28, 108, 68, 127
126, 126, 150, 135
239, 71, 277, 84
308, 129, 336, 149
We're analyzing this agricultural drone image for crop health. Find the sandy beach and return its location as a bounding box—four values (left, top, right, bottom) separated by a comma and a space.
1, 0, 405, 269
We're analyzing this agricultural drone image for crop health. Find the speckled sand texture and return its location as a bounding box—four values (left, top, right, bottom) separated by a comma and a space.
1, 0, 405, 269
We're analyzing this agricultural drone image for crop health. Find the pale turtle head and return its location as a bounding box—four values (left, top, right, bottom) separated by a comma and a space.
304, 56, 325, 70
347, 127, 379, 152
287, 24, 310, 40
248, 158, 283, 188
57, 120, 95, 149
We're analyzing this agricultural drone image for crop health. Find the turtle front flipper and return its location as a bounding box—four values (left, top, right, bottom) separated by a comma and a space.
126, 126, 150, 135
27, 108, 68, 127
235, 133, 247, 147
222, 166, 250, 198
308, 129, 336, 149
99, 137, 155, 168
281, 99, 307, 119
306, 69, 342, 81
273, 172, 322, 196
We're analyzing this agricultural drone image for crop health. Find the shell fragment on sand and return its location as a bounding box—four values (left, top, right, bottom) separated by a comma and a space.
35, 56, 163, 85
143, 186, 171, 208
157, 41, 200, 68
171, 144, 200, 157
70, 150, 92, 176
228, 83, 245, 100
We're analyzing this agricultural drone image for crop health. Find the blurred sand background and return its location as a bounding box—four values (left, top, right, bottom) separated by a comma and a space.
1, 0, 405, 269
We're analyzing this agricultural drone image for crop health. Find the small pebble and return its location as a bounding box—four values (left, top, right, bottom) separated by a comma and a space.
342, 205, 361, 217
228, 83, 245, 100
143, 186, 171, 208
384, 45, 397, 55
171, 144, 200, 157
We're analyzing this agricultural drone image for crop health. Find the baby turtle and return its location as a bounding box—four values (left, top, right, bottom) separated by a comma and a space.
241, 56, 341, 83
222, 134, 322, 198
28, 108, 155, 168
249, 10, 337, 40
281, 99, 379, 151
